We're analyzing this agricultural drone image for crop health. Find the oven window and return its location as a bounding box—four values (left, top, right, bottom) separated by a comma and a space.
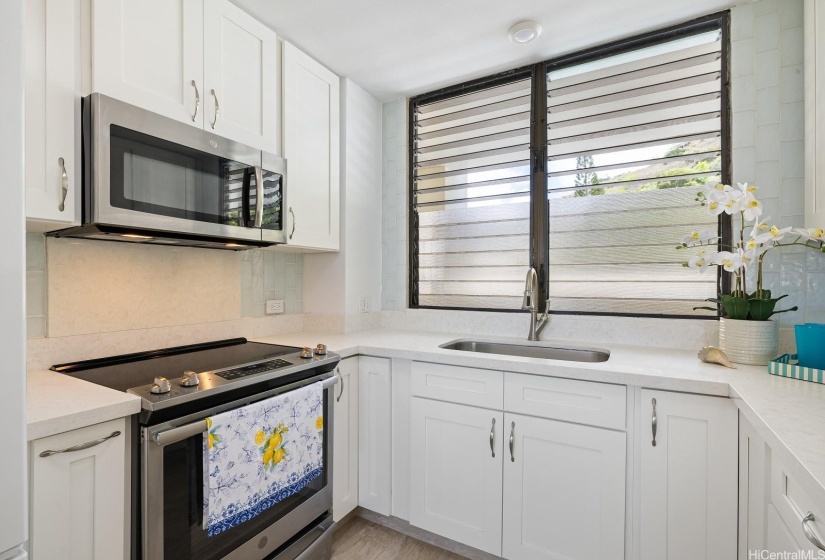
110, 125, 257, 227
159, 397, 329, 560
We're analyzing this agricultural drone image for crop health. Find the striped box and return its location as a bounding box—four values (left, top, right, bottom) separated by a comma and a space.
768, 354, 825, 385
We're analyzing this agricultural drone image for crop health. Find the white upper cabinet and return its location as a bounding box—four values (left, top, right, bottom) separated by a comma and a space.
92, 0, 278, 153
25, 0, 81, 229
639, 390, 738, 560
282, 41, 340, 251
502, 413, 626, 560
92, 0, 204, 127
806, 0, 825, 228
203, 0, 278, 152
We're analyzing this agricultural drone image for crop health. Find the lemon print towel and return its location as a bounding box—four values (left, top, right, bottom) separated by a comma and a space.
203, 381, 325, 536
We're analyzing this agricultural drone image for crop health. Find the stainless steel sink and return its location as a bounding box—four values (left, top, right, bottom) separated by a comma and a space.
439, 340, 610, 363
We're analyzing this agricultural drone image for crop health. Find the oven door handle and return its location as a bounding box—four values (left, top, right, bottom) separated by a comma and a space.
152, 373, 341, 446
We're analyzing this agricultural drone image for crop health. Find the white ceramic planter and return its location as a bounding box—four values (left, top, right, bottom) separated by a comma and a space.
718, 318, 779, 365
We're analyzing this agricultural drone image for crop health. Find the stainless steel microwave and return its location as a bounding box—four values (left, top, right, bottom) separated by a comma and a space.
50, 93, 286, 250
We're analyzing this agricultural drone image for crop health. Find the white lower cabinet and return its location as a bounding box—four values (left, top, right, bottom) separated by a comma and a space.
409, 398, 504, 555
359, 356, 392, 515
639, 390, 738, 560
29, 418, 128, 560
502, 413, 626, 560
333, 356, 359, 522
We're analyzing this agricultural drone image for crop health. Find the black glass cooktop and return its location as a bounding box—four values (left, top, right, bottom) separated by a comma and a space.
51, 338, 301, 392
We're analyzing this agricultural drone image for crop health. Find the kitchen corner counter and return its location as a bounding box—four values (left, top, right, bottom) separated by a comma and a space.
27, 368, 141, 441
255, 329, 825, 508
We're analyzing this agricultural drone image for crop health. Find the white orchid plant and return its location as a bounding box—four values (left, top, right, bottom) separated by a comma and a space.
677, 182, 825, 320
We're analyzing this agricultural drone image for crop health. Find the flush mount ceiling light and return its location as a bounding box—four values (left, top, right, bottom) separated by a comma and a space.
508, 21, 542, 44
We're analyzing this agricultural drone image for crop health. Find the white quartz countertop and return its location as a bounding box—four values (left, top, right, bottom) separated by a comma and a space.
27, 368, 141, 441
256, 329, 825, 505
26, 328, 825, 506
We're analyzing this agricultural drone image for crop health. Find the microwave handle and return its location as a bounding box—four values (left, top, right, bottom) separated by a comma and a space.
241, 168, 252, 227
254, 166, 264, 228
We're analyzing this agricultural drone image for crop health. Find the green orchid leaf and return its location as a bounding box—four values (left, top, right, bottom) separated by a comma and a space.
768, 306, 799, 316
721, 295, 750, 320
747, 298, 777, 320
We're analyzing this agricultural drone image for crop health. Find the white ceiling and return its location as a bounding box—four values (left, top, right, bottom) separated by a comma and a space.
234, 0, 737, 102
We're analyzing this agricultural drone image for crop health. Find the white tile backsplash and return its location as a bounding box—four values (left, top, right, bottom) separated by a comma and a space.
381, 98, 407, 311
731, 0, 825, 326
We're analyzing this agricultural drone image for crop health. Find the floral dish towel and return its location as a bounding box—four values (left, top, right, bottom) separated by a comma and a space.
203, 381, 324, 536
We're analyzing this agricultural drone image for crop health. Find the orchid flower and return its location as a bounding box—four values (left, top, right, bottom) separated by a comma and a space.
714, 250, 744, 272
793, 227, 825, 242
754, 225, 792, 244
741, 195, 763, 221
681, 228, 718, 246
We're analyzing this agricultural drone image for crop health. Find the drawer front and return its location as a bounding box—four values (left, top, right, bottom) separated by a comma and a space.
771, 453, 825, 553
504, 372, 626, 430
411, 361, 503, 409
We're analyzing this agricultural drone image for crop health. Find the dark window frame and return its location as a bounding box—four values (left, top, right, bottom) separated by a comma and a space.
408, 11, 732, 319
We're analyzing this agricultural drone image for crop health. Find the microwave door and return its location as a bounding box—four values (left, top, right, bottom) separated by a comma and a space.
260, 153, 287, 244
89, 94, 265, 243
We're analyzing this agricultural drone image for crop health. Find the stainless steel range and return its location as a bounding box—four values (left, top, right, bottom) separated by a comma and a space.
52, 337, 341, 560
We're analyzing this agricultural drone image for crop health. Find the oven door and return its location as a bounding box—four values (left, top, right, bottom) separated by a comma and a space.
87, 93, 266, 243
141, 373, 335, 560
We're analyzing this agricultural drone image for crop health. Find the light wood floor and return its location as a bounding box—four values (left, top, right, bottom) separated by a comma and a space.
332, 516, 466, 560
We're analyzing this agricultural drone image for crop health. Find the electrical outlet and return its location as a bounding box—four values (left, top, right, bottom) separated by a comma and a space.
265, 300, 285, 314
360, 297, 370, 313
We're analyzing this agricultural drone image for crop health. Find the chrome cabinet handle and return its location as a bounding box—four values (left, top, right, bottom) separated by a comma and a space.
191, 80, 200, 122
803, 512, 825, 551
210, 89, 219, 129
39, 431, 121, 457
651, 398, 658, 447
289, 207, 296, 239
254, 166, 264, 228
509, 421, 515, 462
336, 367, 344, 403
489, 418, 496, 458
58, 157, 68, 212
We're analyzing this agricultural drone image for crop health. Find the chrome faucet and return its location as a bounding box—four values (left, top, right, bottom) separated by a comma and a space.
521, 267, 550, 341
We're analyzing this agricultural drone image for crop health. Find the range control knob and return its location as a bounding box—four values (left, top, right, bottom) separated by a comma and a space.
300, 347, 314, 359
180, 370, 200, 387
150, 377, 171, 394
315, 344, 327, 356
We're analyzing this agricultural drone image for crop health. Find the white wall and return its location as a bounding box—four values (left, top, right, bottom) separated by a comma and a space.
303, 78, 383, 330
381, 100, 407, 311
731, 0, 823, 326
343, 80, 383, 315
0, 0, 28, 554
382, 0, 818, 343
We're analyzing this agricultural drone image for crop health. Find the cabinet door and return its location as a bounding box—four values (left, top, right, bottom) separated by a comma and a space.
282, 42, 340, 251
333, 356, 359, 522
30, 418, 128, 560
503, 413, 625, 560
359, 356, 392, 515
203, 0, 278, 152
739, 412, 767, 559
25, 0, 80, 227
92, 0, 203, 126
639, 390, 737, 560
409, 398, 503, 555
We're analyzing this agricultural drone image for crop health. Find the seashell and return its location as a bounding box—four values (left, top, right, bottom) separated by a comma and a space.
698, 346, 736, 369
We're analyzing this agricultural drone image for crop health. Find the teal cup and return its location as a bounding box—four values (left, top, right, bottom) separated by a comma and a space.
795, 323, 825, 370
